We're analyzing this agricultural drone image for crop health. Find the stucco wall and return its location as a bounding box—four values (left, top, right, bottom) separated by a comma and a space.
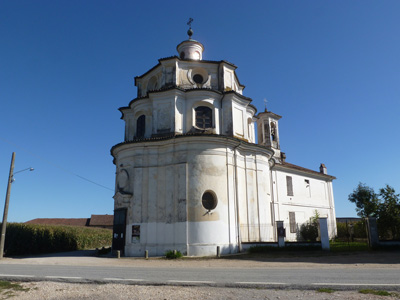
112, 136, 274, 256
273, 169, 337, 240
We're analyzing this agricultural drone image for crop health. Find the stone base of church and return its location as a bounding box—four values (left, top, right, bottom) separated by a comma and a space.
124, 242, 238, 257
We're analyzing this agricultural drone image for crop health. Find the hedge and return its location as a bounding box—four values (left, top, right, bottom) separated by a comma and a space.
336, 221, 367, 240
2, 223, 112, 256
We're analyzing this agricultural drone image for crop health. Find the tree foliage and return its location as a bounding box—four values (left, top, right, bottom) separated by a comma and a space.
348, 183, 379, 218
349, 183, 400, 240
377, 185, 400, 240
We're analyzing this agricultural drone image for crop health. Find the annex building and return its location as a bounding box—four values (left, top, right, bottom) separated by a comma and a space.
111, 28, 337, 256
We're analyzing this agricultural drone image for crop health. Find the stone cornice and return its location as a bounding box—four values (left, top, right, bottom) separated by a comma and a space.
111, 133, 274, 159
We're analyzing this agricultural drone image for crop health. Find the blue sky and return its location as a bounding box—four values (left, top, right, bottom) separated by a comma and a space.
1, 0, 399, 222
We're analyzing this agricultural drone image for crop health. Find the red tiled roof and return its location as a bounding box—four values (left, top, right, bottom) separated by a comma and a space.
25, 218, 89, 226
276, 161, 336, 180
89, 214, 113, 226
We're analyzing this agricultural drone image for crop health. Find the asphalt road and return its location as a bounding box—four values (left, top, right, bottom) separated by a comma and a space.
1, 263, 400, 290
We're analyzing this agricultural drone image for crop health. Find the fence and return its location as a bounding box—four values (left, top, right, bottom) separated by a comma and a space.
336, 218, 400, 243
239, 224, 275, 243
240, 220, 336, 243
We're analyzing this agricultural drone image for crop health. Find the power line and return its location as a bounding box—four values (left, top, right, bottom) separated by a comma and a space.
0, 137, 114, 192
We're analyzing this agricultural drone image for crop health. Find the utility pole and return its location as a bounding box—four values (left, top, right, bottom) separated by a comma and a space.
0, 152, 16, 259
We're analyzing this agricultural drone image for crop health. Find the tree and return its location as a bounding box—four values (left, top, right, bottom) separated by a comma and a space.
348, 183, 380, 218
377, 185, 400, 240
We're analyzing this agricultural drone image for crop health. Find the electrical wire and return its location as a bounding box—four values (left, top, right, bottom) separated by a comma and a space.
0, 137, 114, 192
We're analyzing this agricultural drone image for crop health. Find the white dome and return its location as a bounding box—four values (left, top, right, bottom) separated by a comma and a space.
176, 39, 204, 60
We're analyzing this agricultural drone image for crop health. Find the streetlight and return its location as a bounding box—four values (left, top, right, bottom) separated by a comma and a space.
0, 152, 34, 259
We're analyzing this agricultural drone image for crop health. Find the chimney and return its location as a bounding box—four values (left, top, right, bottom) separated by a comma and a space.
320, 163, 327, 175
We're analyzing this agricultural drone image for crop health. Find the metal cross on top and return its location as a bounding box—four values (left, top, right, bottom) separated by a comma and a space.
187, 18, 193, 29
264, 98, 268, 111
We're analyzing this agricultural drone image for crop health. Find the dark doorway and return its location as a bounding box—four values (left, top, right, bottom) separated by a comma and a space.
112, 208, 127, 254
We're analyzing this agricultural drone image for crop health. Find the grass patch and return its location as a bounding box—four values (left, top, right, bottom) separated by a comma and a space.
317, 288, 335, 293
359, 289, 391, 296
0, 281, 30, 298
165, 250, 183, 259
330, 241, 369, 252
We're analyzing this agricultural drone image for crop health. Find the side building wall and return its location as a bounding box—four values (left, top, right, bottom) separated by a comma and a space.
272, 167, 337, 241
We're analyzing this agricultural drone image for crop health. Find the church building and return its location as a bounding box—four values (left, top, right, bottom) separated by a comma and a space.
111, 27, 336, 256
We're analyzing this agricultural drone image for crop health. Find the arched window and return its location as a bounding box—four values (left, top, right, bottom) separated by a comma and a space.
136, 115, 145, 138
147, 76, 158, 91
270, 122, 276, 141
195, 106, 212, 129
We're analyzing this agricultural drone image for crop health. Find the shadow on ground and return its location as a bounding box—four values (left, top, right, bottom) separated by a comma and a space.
217, 250, 400, 265
9, 249, 98, 259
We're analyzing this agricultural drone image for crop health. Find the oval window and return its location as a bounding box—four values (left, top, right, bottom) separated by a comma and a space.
202, 191, 217, 210
193, 74, 203, 84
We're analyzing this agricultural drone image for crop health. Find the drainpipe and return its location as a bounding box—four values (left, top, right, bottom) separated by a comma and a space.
269, 156, 277, 241
233, 143, 241, 252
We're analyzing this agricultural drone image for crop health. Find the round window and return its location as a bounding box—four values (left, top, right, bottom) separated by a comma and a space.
202, 191, 217, 210
193, 74, 204, 84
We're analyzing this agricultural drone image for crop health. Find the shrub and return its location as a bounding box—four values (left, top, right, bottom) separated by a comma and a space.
300, 222, 319, 242
300, 210, 319, 242
165, 250, 183, 259
3, 223, 112, 256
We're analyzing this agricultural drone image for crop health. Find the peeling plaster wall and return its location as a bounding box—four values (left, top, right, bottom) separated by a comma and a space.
112, 137, 273, 256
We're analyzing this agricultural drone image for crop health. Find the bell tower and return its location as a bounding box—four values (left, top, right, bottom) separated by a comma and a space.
257, 108, 282, 159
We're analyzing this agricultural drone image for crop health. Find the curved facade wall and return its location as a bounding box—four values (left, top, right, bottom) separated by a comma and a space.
112, 135, 273, 256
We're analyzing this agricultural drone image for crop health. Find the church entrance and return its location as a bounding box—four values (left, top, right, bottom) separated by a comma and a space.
112, 208, 127, 254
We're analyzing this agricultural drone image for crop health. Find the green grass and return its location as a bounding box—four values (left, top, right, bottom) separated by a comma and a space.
316, 288, 335, 293
330, 241, 369, 252
359, 289, 391, 296
0, 281, 30, 298
165, 250, 183, 259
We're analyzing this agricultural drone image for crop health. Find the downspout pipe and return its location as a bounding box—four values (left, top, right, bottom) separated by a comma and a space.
268, 155, 277, 241
233, 142, 241, 253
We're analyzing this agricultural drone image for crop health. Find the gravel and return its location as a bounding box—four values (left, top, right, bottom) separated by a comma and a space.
4, 282, 398, 300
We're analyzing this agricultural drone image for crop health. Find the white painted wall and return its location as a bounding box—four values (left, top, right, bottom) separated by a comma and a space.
272, 168, 337, 240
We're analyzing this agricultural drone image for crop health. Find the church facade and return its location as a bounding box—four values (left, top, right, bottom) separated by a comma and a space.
111, 30, 336, 256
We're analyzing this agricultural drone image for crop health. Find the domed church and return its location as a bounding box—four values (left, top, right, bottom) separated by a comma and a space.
111, 26, 337, 256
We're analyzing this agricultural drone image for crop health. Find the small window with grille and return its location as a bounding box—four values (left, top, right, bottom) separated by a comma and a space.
195, 106, 212, 129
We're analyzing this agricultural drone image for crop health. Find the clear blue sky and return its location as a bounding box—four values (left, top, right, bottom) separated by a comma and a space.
1, 1, 399, 222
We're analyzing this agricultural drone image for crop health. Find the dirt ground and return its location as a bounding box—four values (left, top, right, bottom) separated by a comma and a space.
3, 281, 400, 300
1, 251, 399, 299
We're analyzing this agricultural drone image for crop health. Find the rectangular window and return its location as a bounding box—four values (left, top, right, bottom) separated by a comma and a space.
132, 225, 140, 243
286, 176, 293, 196
289, 212, 296, 233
